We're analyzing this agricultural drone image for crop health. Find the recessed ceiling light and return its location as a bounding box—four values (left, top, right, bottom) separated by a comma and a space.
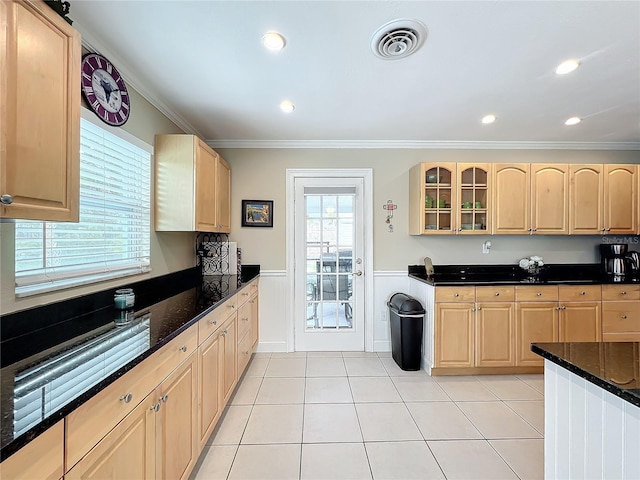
481, 114, 496, 124
262, 32, 286, 51
565, 116, 581, 126
280, 100, 295, 113
555, 59, 580, 75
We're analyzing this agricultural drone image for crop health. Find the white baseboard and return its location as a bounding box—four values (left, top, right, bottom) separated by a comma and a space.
255, 341, 287, 353
373, 340, 391, 352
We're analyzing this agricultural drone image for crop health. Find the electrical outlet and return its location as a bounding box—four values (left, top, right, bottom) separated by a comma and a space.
380, 311, 387, 322
482, 240, 492, 254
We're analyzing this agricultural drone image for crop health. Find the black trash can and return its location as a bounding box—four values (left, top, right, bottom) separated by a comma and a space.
387, 293, 425, 371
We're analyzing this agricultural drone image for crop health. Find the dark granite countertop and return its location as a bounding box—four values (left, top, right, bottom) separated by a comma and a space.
0, 266, 259, 461
531, 342, 640, 408
408, 263, 640, 286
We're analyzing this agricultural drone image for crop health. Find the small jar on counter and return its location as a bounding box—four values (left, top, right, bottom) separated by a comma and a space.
114, 288, 135, 310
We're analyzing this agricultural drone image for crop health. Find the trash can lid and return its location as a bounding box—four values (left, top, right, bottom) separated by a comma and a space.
387, 292, 425, 315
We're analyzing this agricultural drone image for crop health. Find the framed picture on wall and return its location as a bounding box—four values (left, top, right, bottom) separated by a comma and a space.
241, 200, 273, 227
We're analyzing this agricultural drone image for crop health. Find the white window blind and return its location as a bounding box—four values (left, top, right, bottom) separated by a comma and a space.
15, 116, 152, 296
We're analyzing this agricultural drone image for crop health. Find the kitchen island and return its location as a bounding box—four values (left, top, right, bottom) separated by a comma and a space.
532, 342, 639, 480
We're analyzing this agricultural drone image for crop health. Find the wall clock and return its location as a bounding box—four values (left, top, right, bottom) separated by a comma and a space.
81, 53, 130, 126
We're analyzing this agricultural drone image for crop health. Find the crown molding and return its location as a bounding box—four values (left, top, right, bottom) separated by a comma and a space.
207, 139, 640, 150
76, 26, 205, 139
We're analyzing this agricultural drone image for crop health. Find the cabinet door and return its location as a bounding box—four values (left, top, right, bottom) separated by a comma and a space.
195, 140, 217, 232
66, 395, 156, 480
434, 303, 474, 368
156, 354, 198, 480
516, 302, 559, 366
221, 316, 237, 404
215, 156, 231, 233
531, 164, 568, 234
1, 0, 80, 221
475, 302, 515, 367
422, 163, 456, 234
559, 302, 601, 342
0, 421, 64, 480
604, 164, 637, 234
198, 331, 222, 451
457, 164, 490, 234
492, 164, 530, 234
569, 164, 603, 234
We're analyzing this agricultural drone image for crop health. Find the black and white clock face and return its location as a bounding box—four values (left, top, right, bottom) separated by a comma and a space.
81, 53, 130, 126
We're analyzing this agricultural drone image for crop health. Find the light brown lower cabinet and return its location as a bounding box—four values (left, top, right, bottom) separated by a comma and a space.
198, 328, 223, 451
434, 302, 474, 368
475, 302, 516, 367
221, 315, 237, 405
515, 301, 559, 366
0, 421, 64, 480
602, 284, 640, 341
66, 354, 197, 480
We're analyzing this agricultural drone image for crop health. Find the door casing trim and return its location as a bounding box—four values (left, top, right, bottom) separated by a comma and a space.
285, 168, 374, 352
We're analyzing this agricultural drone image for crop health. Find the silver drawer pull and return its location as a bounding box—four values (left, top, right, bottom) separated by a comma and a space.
476, 306, 482, 311
0, 194, 13, 205
620, 291, 627, 295
242, 292, 249, 296
210, 319, 218, 325
621, 315, 628, 320
221, 330, 227, 337
180, 345, 187, 353
249, 300, 255, 304
494, 292, 500, 296
161, 394, 169, 403
229, 304, 235, 308
242, 317, 249, 322
536, 292, 542, 297
243, 350, 250, 355
120, 392, 133, 403
454, 293, 459, 298
579, 291, 586, 295
150, 402, 161, 412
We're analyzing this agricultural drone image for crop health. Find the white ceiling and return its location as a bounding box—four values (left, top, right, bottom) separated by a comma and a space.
69, 1, 640, 149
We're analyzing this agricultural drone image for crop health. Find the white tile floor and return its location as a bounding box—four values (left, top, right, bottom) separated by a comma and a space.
192, 352, 544, 480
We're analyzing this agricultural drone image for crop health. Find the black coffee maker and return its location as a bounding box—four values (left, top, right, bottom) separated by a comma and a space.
599, 244, 628, 278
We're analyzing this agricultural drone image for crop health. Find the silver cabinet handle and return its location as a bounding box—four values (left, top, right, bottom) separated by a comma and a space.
0, 194, 13, 205
494, 292, 500, 296
150, 402, 161, 412
210, 319, 218, 325
242, 317, 249, 322
352, 270, 363, 276
536, 292, 542, 297
471, 307, 476, 312
249, 300, 255, 304
120, 392, 133, 403
605, 228, 611, 232
228, 304, 235, 309
560, 305, 566, 310
620, 291, 627, 295
476, 306, 482, 311
242, 292, 249, 297
161, 394, 169, 403
579, 291, 586, 295
243, 350, 250, 355
621, 315, 628, 320
532, 228, 537, 232
454, 293, 459, 298
180, 345, 187, 352
221, 330, 227, 337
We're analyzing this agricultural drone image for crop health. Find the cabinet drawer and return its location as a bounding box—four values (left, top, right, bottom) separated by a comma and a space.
435, 286, 475, 303
65, 325, 198, 470
0, 421, 63, 480
238, 279, 259, 306
237, 300, 252, 341
559, 285, 602, 302
602, 285, 640, 301
475, 286, 515, 302
198, 294, 237, 344
515, 285, 559, 302
602, 302, 640, 333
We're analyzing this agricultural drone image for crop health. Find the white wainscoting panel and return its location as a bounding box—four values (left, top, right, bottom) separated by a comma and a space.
257, 270, 410, 353
545, 360, 640, 480
256, 270, 288, 352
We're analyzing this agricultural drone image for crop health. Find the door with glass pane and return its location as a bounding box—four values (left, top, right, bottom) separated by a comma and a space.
294, 177, 365, 351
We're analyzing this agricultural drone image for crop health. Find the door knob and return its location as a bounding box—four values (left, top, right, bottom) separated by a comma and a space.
352, 270, 363, 276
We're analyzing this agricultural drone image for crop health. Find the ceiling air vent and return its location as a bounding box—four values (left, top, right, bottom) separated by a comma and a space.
370, 19, 427, 60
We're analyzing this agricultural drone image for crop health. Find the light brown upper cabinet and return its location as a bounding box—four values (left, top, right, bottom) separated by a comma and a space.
409, 162, 490, 235
1, 0, 81, 222
569, 164, 604, 234
155, 135, 231, 233
531, 164, 569, 234
492, 164, 530, 234
603, 164, 637, 234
